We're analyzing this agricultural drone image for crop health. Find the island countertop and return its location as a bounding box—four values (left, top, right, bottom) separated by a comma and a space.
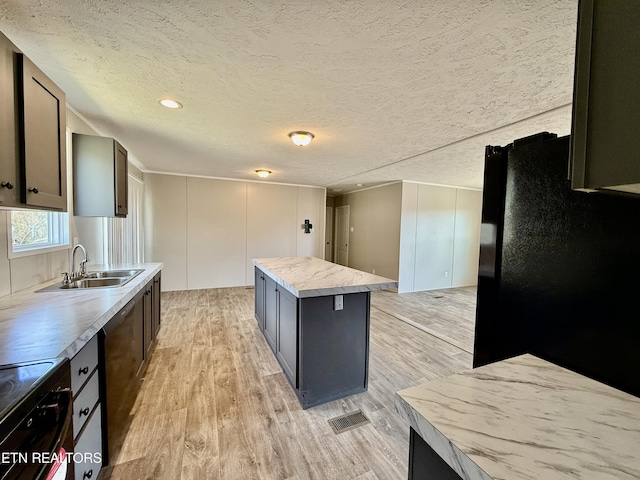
253, 257, 397, 298
0, 263, 162, 365
395, 354, 640, 480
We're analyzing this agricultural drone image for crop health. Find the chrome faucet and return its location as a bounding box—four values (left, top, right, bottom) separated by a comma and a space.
71, 244, 89, 279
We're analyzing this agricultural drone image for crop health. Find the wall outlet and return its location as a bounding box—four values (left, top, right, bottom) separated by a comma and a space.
334, 295, 344, 311
444, 271, 449, 278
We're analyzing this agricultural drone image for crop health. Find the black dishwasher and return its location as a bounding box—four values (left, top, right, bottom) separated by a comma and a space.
100, 292, 143, 465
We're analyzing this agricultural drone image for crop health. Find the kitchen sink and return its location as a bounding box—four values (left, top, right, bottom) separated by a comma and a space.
62, 277, 127, 288
36, 269, 144, 292
85, 269, 144, 279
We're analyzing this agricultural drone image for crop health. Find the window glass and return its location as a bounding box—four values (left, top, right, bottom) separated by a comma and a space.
8, 210, 70, 256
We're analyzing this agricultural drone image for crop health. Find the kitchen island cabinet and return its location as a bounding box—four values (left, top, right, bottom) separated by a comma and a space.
395, 354, 640, 480
253, 257, 397, 408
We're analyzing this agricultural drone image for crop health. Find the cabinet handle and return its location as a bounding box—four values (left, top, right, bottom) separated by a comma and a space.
83, 470, 93, 479
78, 366, 89, 375
1, 181, 13, 189
79, 407, 90, 417
28, 187, 39, 194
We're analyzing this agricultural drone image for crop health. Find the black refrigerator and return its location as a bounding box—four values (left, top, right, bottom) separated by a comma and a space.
474, 132, 640, 397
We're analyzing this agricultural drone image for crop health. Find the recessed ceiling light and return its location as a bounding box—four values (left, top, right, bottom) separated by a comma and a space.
159, 98, 183, 109
356, 183, 363, 187
255, 169, 271, 178
289, 131, 314, 147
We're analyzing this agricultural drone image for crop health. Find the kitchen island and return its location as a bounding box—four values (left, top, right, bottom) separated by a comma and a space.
395, 354, 640, 480
253, 257, 397, 408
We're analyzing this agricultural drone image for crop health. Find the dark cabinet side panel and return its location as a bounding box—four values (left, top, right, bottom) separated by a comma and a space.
254, 267, 265, 330
299, 292, 369, 406
115, 142, 128, 216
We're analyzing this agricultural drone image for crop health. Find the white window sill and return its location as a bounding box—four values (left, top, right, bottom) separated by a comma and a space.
9, 243, 70, 260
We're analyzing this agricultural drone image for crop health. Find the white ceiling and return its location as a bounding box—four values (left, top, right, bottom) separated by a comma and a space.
0, 0, 578, 194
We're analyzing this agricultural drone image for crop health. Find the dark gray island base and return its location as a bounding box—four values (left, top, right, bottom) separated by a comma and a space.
253, 257, 397, 409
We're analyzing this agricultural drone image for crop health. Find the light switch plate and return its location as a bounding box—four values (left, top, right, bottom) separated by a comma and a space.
334, 295, 344, 311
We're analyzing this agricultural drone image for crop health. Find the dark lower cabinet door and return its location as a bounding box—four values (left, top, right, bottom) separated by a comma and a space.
254, 268, 265, 330
263, 276, 277, 353
152, 273, 161, 339
276, 287, 297, 387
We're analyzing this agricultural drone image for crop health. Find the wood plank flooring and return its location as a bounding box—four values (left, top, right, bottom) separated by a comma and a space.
372, 286, 477, 354
98, 286, 476, 480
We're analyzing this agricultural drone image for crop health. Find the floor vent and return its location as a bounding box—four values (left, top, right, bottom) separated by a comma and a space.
328, 410, 370, 434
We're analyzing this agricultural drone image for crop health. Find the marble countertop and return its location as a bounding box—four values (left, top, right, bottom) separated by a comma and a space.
253, 257, 397, 298
395, 354, 640, 480
0, 263, 162, 365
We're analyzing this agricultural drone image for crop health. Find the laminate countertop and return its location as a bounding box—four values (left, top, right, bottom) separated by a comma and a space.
395, 354, 640, 480
253, 257, 397, 298
0, 263, 162, 365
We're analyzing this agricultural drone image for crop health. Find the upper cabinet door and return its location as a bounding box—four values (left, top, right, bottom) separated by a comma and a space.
18, 53, 67, 210
0, 34, 18, 206
570, 0, 640, 195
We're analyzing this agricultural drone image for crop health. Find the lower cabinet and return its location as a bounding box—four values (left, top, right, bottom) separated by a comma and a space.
70, 335, 103, 477
408, 428, 463, 480
254, 269, 266, 330
74, 404, 103, 480
254, 266, 370, 409
101, 273, 162, 465
276, 286, 297, 387
152, 273, 161, 340
263, 276, 278, 353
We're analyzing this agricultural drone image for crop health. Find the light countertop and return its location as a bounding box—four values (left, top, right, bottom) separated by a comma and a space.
0, 263, 162, 365
253, 257, 397, 298
395, 354, 640, 480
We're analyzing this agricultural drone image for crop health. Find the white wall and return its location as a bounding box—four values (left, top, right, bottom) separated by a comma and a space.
333, 183, 403, 280
144, 174, 187, 291
144, 173, 325, 291
399, 181, 482, 293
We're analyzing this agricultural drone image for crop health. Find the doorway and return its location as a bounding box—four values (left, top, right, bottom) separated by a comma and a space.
334, 205, 350, 266
325, 206, 333, 262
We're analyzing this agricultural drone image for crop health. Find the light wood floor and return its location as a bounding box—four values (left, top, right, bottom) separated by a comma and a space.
99, 286, 476, 480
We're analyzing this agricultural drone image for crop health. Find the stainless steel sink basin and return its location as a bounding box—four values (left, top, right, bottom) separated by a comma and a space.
36, 268, 144, 292
62, 277, 127, 288
85, 269, 144, 279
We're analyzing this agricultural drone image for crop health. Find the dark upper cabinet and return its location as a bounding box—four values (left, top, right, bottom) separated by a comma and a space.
73, 133, 128, 217
0, 31, 67, 210
0, 34, 18, 206
570, 0, 640, 195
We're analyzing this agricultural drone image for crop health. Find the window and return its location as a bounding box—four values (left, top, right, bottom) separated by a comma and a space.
8, 210, 70, 258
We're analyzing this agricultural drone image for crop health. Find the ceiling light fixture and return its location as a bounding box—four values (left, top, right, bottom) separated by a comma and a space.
255, 169, 271, 178
289, 131, 314, 147
159, 98, 183, 109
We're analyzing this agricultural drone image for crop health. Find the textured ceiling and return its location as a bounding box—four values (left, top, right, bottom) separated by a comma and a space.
0, 0, 578, 193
